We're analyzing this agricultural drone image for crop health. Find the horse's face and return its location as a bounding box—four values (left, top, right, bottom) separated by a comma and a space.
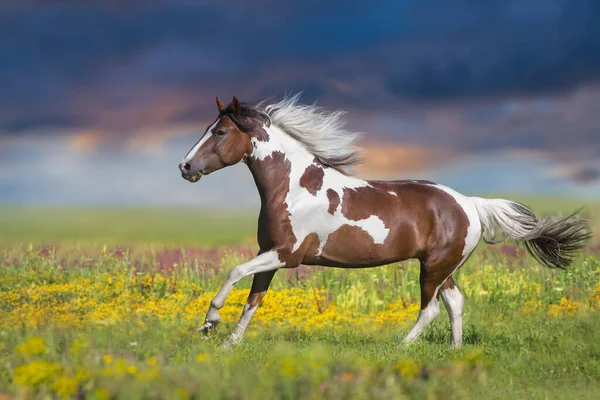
179, 97, 252, 183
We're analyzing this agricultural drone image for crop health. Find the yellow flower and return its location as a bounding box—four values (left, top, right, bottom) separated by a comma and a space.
195, 353, 209, 363
548, 297, 583, 317
136, 368, 161, 383
394, 359, 421, 380
15, 336, 46, 357
126, 365, 138, 375
148, 356, 159, 367
13, 360, 62, 387
50, 375, 79, 398
103, 354, 113, 364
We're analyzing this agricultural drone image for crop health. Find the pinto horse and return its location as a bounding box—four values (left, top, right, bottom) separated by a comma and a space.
179, 94, 591, 347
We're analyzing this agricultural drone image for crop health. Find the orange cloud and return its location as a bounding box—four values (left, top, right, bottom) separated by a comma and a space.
69, 131, 100, 152
356, 142, 453, 179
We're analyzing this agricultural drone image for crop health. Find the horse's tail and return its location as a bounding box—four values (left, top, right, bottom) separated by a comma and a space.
472, 197, 592, 269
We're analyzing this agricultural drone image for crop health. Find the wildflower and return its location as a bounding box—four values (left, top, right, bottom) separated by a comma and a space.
50, 376, 79, 398
394, 359, 420, 380
548, 297, 582, 317
195, 353, 209, 363
136, 368, 161, 383
103, 354, 113, 364
13, 360, 62, 387
15, 336, 46, 357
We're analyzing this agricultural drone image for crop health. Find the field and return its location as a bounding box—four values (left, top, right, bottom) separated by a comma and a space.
1, 198, 600, 399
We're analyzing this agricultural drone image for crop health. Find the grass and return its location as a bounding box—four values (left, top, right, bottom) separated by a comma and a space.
0, 207, 257, 246
0, 197, 599, 399
1, 195, 599, 246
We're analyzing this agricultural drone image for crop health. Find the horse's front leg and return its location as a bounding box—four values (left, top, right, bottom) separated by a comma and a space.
221, 269, 277, 348
199, 250, 283, 335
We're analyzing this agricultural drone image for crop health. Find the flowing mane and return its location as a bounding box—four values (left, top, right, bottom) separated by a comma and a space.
257, 94, 363, 171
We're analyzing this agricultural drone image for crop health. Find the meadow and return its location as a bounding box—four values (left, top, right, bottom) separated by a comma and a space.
1, 197, 600, 399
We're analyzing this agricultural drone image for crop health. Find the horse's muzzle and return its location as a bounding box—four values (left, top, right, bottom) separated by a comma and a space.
179, 162, 203, 183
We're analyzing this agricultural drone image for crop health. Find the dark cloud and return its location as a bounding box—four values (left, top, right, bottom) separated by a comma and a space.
385, 0, 600, 102
0, 0, 599, 136
570, 167, 600, 185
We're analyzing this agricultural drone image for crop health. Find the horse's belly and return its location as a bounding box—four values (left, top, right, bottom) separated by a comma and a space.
306, 224, 413, 268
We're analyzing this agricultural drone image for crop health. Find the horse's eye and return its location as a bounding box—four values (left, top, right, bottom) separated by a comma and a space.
215, 130, 226, 137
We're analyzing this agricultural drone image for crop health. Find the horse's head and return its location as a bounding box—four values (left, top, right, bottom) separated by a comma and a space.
179, 96, 268, 183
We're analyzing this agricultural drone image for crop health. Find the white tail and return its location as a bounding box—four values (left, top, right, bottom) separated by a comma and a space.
472, 197, 591, 269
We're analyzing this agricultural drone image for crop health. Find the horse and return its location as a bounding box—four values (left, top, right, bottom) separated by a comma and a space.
178, 94, 592, 348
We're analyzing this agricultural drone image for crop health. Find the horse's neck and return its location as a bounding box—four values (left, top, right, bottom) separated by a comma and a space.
246, 125, 337, 203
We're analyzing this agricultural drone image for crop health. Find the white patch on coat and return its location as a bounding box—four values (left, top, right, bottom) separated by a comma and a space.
441, 285, 464, 347
251, 125, 390, 254
182, 119, 220, 163
388, 191, 398, 197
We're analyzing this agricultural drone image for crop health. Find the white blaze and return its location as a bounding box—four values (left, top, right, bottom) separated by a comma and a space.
182, 119, 220, 163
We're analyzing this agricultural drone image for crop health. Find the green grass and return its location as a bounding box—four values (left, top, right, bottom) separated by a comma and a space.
0, 197, 599, 399
4, 311, 599, 399
1, 195, 599, 246
1, 245, 599, 399
0, 207, 257, 246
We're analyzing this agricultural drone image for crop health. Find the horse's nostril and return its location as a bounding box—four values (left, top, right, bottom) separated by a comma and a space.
184, 163, 191, 171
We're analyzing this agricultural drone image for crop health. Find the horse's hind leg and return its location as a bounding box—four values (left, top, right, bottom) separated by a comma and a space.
440, 276, 464, 347
403, 255, 464, 345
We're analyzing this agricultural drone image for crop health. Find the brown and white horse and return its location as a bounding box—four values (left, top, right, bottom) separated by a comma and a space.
179, 95, 591, 348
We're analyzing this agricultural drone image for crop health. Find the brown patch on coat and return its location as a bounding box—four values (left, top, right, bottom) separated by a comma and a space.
247, 292, 267, 310
278, 232, 320, 267
318, 225, 391, 267
251, 125, 270, 142
247, 151, 295, 252
326, 189, 340, 215
299, 164, 324, 195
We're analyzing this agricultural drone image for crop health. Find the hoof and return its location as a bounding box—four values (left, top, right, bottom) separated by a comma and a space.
198, 320, 219, 335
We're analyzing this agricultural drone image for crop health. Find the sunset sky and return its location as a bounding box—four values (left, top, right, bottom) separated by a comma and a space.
1, 1, 599, 208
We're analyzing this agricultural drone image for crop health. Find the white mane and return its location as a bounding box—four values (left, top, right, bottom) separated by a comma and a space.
259, 94, 363, 171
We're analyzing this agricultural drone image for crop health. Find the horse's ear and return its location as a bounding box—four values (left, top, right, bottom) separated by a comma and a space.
232, 96, 241, 116
216, 96, 226, 113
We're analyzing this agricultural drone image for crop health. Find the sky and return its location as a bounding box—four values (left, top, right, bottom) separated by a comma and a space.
1, 0, 599, 208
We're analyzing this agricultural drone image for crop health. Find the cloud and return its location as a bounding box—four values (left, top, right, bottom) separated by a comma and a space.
552, 164, 600, 186
1, 0, 599, 203
570, 167, 600, 185
1, 0, 599, 135
356, 143, 454, 179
